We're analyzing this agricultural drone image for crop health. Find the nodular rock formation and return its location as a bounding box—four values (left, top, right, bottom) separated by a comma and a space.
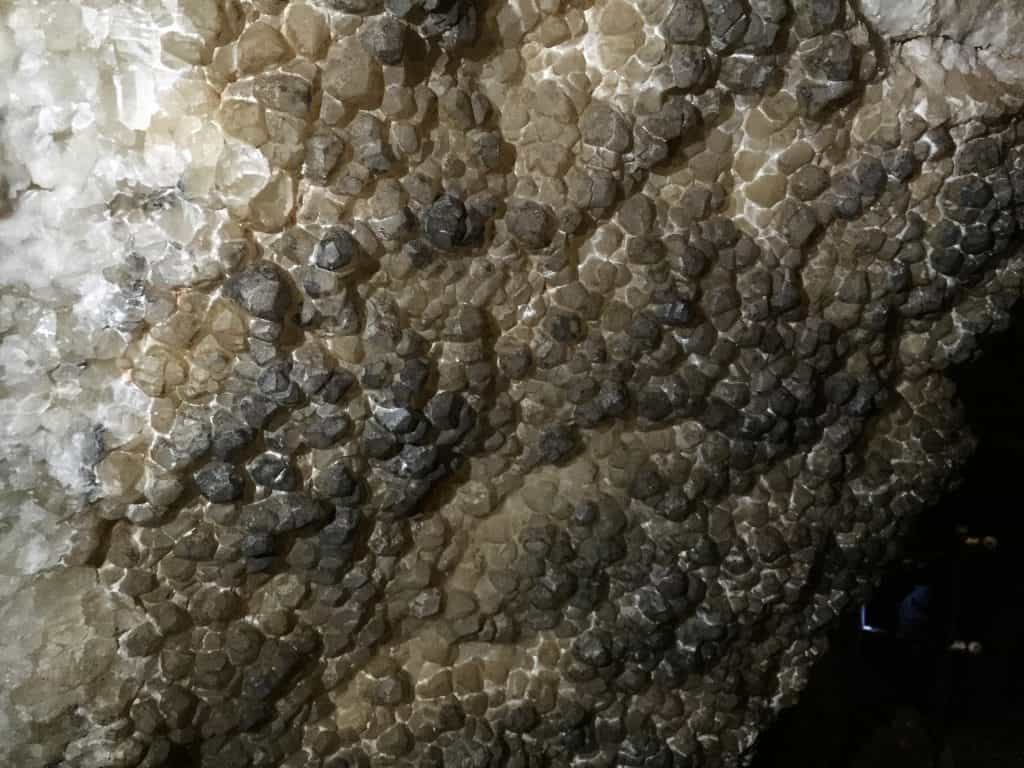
2, 0, 1024, 766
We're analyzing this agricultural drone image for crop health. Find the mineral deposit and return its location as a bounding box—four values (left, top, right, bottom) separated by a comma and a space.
2, 0, 1024, 766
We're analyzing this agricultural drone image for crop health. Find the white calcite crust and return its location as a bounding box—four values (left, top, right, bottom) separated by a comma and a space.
862, 0, 1024, 58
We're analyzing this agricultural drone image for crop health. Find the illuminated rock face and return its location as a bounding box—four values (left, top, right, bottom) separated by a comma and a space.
1, 0, 1024, 766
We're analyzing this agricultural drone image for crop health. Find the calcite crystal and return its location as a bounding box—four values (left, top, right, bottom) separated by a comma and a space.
3, 0, 1024, 766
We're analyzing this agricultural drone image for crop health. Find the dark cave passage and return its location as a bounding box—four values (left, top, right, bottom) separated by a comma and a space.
752, 303, 1024, 768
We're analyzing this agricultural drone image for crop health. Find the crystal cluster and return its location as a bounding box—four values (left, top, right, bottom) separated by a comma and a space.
3, 0, 1024, 766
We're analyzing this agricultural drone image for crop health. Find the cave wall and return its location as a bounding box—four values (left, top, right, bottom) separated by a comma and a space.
2, 0, 1024, 766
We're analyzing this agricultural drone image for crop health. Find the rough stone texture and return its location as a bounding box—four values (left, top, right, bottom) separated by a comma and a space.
4, 1, 1024, 767
861, 0, 1024, 56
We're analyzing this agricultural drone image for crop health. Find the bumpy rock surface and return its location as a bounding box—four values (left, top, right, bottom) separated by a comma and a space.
4, 0, 1024, 767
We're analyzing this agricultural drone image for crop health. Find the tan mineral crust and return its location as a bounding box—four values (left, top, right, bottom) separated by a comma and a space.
1, 0, 1024, 766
